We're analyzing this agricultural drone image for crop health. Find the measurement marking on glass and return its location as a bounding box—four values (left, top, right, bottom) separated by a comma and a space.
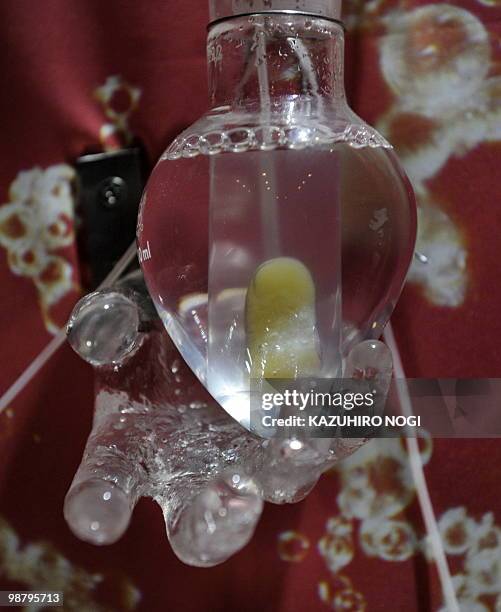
138, 241, 152, 263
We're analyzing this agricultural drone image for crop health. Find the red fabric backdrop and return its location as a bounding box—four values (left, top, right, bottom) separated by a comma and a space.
1, 1, 501, 610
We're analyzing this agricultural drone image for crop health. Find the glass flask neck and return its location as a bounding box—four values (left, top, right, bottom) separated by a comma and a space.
207, 14, 346, 113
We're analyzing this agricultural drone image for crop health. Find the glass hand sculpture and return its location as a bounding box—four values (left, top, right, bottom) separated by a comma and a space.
65, 272, 393, 566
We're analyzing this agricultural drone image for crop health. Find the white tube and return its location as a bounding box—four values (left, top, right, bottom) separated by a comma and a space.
384, 323, 459, 612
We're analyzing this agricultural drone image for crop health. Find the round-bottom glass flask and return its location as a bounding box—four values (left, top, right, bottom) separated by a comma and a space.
138, 4, 416, 431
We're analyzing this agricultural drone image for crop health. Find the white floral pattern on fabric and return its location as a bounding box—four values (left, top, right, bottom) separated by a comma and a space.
310, 437, 432, 607
407, 200, 467, 307
336, 436, 431, 520
438, 507, 479, 555
318, 575, 366, 611
0, 165, 77, 334
380, 5, 490, 115
375, 4, 501, 307
95, 76, 142, 150
318, 516, 354, 573
313, 438, 501, 609
429, 509, 501, 608
0, 515, 140, 610
278, 531, 311, 562
360, 518, 417, 561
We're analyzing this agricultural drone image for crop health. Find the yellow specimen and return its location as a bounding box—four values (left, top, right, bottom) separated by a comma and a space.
245, 257, 320, 379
